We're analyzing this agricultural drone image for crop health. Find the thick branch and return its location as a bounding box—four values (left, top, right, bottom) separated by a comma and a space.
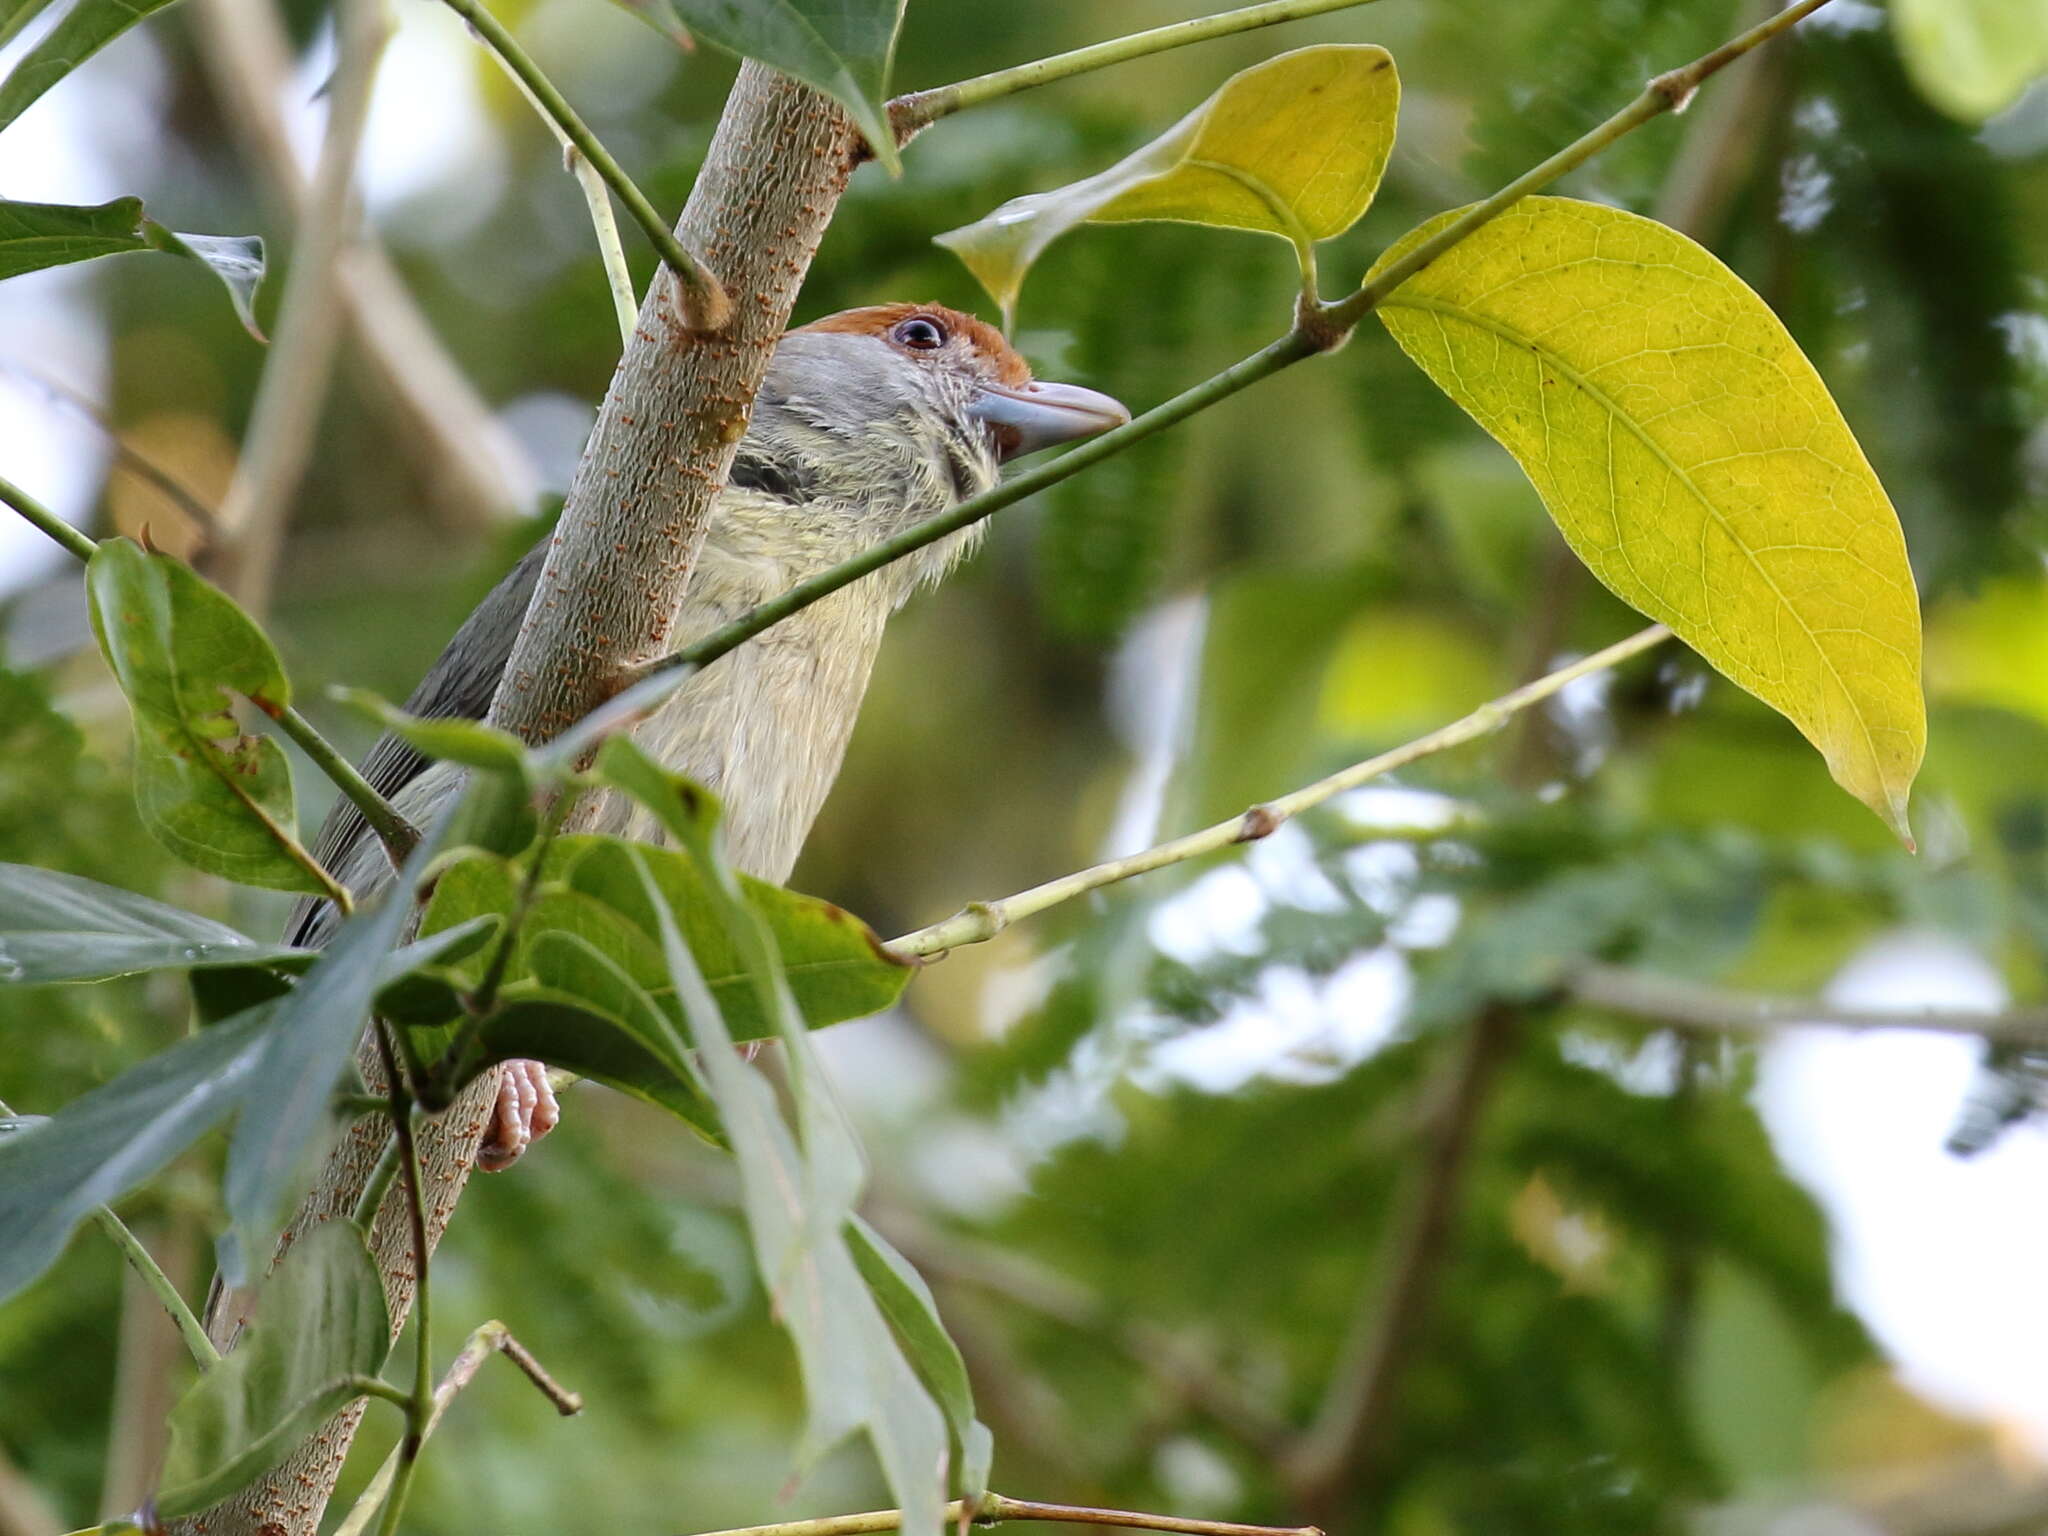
891, 626, 1670, 958
688, 1494, 1322, 1536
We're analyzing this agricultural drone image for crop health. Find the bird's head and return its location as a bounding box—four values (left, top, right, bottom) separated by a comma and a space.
745, 304, 1129, 522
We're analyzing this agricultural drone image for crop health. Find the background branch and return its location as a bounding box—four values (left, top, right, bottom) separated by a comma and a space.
188, 0, 539, 534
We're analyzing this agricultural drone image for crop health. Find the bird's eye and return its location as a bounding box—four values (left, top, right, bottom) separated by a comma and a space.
893, 316, 948, 351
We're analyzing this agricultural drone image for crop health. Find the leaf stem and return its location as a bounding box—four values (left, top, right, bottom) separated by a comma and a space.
93, 1208, 220, 1369
434, 0, 729, 328
0, 472, 97, 562
893, 0, 1388, 129
687, 1493, 1323, 1536
891, 626, 1670, 958
272, 705, 420, 868
1320, 0, 1837, 330
482, 46, 639, 343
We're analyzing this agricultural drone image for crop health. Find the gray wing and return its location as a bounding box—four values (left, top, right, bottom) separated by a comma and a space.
285, 538, 551, 948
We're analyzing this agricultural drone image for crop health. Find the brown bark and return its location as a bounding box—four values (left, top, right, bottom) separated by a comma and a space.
173, 63, 860, 1536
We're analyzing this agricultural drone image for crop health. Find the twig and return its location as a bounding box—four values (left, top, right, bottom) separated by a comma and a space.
0, 1098, 218, 1373
684, 1493, 1323, 1536
433, 0, 729, 329
644, 0, 1836, 689
270, 705, 420, 868
332, 1320, 580, 1536
0, 472, 97, 562
891, 626, 1670, 958
1283, 1006, 1517, 1515
93, 1210, 219, 1369
1570, 964, 2048, 1046
0, 360, 220, 535
1318, 0, 1838, 332
483, 49, 639, 343
213, 0, 391, 616
892, 0, 1388, 130
372, 1028, 431, 1536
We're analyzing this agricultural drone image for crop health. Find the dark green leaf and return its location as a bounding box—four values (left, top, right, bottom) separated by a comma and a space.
219, 826, 454, 1286
0, 0, 188, 132
0, 862, 308, 983
464, 988, 719, 1139
336, 689, 537, 855
0, 1007, 271, 1305
0, 199, 265, 331
0, 0, 59, 49
86, 541, 326, 894
605, 0, 692, 49
157, 1221, 393, 1517
665, 0, 905, 173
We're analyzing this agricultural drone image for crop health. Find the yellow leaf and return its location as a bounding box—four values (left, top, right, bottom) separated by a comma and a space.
1371, 198, 1924, 844
936, 44, 1399, 322
1891, 0, 2048, 123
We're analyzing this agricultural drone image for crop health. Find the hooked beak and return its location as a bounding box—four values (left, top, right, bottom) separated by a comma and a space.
970, 379, 1130, 461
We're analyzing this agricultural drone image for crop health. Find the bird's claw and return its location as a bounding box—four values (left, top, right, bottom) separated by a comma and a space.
476, 1059, 559, 1172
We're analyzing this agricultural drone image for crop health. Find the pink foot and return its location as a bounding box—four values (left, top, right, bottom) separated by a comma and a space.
476, 1059, 559, 1171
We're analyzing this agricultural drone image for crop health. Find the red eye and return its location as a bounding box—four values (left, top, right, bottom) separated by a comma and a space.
893, 316, 948, 350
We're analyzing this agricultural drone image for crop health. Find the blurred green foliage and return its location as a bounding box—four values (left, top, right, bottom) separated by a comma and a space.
3, 0, 2048, 1532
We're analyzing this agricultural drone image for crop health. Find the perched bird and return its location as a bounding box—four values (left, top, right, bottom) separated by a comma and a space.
293, 302, 1129, 1168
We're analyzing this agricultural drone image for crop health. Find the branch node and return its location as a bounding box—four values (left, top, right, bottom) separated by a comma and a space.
1292, 297, 1352, 355
1235, 804, 1283, 843
1647, 67, 1699, 113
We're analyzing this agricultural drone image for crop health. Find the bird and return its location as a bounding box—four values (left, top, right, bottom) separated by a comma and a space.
291, 302, 1130, 1170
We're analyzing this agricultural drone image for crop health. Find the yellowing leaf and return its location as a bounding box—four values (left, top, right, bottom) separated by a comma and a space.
937, 44, 1398, 323
1892, 0, 2048, 122
1371, 198, 1924, 843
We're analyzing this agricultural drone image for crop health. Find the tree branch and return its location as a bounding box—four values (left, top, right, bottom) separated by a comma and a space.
687, 1494, 1323, 1536
211, 0, 390, 617
0, 472, 97, 562
892, 0, 1388, 131
1570, 964, 2048, 1046
434, 0, 728, 329
1283, 1006, 1516, 1517
891, 626, 1670, 958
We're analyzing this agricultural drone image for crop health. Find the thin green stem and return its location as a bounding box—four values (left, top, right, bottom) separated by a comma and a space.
93, 1209, 220, 1369
643, 0, 1834, 689
435, 0, 728, 328
0, 473, 97, 562
640, 331, 1316, 680
893, 0, 1387, 128
1322, 0, 1837, 330
272, 704, 420, 868
891, 626, 1671, 958
484, 47, 638, 343
351, 1130, 403, 1228
373, 1026, 432, 1536
688, 1493, 1322, 1536
348, 1375, 414, 1410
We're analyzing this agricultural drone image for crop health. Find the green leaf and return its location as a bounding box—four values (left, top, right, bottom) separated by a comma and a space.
415, 836, 912, 1040
667, 0, 905, 174
847, 1215, 991, 1497
937, 45, 1399, 321
336, 688, 538, 856
0, 1007, 271, 1306
628, 831, 949, 1536
467, 989, 719, 1139
1371, 197, 1925, 843
86, 541, 329, 894
157, 1221, 393, 1517
0, 0, 186, 132
1892, 0, 2048, 122
603, 0, 692, 51
0, 198, 264, 333
0, 862, 307, 983
219, 824, 456, 1286
0, 0, 59, 49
